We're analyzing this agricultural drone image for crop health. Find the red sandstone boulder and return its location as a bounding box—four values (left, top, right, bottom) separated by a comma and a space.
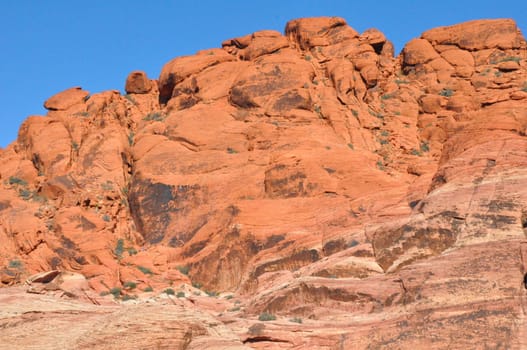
43, 87, 89, 111
125, 71, 152, 94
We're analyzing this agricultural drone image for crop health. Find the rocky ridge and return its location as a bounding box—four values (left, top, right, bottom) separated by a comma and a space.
0, 17, 527, 348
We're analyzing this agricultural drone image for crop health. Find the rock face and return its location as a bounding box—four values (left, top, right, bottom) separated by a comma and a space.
1, 17, 527, 348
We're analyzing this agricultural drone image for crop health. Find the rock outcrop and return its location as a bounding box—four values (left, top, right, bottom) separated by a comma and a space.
1, 17, 527, 348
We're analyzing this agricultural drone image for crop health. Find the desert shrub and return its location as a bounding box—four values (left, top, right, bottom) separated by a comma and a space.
109, 287, 121, 298
289, 317, 303, 323
137, 266, 153, 275
258, 312, 276, 321
143, 112, 164, 122
8, 260, 22, 269
114, 239, 124, 258
439, 88, 454, 97
123, 281, 137, 290
164, 288, 175, 295
176, 291, 185, 298
8, 176, 27, 186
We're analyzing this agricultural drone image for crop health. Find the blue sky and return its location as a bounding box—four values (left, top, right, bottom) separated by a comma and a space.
1, 0, 526, 148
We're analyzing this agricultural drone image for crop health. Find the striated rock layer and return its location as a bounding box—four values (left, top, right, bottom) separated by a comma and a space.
1, 17, 527, 348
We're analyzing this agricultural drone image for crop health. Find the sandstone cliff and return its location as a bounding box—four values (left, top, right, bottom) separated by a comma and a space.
1, 17, 527, 349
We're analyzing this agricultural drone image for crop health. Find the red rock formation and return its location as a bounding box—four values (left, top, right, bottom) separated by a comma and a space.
1, 17, 527, 348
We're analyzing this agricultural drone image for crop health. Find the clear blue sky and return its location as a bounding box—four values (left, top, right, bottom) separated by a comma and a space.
1, 0, 526, 148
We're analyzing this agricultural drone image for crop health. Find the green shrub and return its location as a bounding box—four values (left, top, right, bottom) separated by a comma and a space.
109, 287, 121, 298
164, 288, 175, 295
102, 214, 111, 222
410, 149, 422, 156
347, 143, 354, 150
351, 109, 359, 117
127, 247, 138, 256
258, 312, 276, 321
304, 55, 312, 61
289, 317, 303, 324
376, 160, 385, 171
137, 266, 153, 275
176, 265, 190, 275
114, 239, 124, 258
121, 294, 137, 301
143, 286, 153, 292
176, 291, 185, 298
439, 88, 454, 97
143, 112, 164, 122
420, 141, 430, 153
8, 176, 27, 186
128, 132, 135, 146
18, 189, 33, 200
499, 56, 521, 63
8, 260, 22, 269
229, 306, 241, 312
381, 93, 396, 100
206, 290, 218, 297
123, 281, 137, 290
226, 147, 238, 154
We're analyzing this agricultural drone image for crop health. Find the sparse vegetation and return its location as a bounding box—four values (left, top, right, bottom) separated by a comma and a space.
143, 286, 153, 292
289, 317, 303, 324
226, 147, 238, 154
420, 141, 430, 153
102, 214, 111, 222
304, 55, 312, 61
229, 306, 241, 312
137, 266, 153, 275
411, 149, 422, 156
8, 176, 27, 186
18, 189, 33, 201
8, 259, 22, 269
176, 265, 190, 275
314, 105, 322, 118
351, 109, 359, 117
164, 288, 175, 295
192, 281, 202, 289
114, 239, 124, 259
128, 132, 135, 146
143, 112, 164, 122
176, 291, 185, 298
124, 94, 136, 104
258, 312, 276, 321
499, 56, 521, 63
395, 79, 409, 85
205, 290, 218, 297
123, 281, 137, 290
439, 88, 454, 97
127, 247, 138, 256
109, 287, 121, 298
347, 143, 354, 150
121, 294, 137, 301
71, 141, 79, 152
376, 160, 385, 171
381, 93, 396, 100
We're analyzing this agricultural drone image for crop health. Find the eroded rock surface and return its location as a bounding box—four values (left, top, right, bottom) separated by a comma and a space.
1, 17, 527, 348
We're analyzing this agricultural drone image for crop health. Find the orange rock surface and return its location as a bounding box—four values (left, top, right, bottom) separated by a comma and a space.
1, 17, 527, 348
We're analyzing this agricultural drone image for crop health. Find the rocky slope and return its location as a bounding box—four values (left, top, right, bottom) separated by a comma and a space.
1, 17, 527, 348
